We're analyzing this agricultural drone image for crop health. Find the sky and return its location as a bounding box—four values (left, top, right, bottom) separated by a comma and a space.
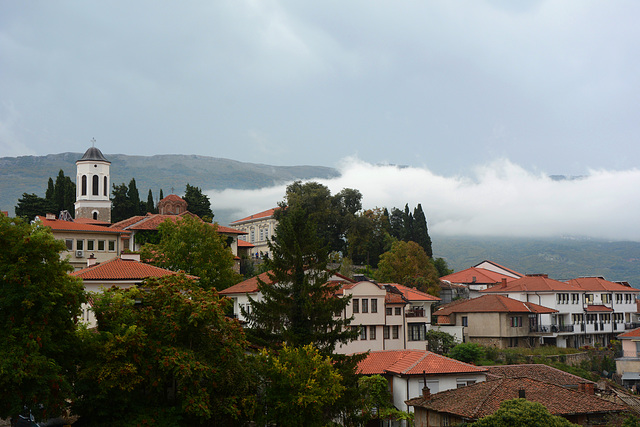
1, 1, 639, 240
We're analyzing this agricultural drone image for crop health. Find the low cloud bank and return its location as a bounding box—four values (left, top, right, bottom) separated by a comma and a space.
208, 158, 640, 242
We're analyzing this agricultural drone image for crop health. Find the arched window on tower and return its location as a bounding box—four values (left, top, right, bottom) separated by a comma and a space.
104, 176, 108, 196
92, 175, 99, 196
82, 175, 87, 196
93, 212, 98, 220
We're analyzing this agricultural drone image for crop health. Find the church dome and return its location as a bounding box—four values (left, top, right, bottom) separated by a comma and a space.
79, 146, 110, 163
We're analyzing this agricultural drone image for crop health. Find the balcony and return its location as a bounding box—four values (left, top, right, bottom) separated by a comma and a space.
529, 324, 574, 334
625, 322, 640, 330
406, 308, 426, 318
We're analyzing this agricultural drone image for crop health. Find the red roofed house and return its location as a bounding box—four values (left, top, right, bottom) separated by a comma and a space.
71, 253, 198, 327
35, 214, 129, 271
220, 275, 441, 355
434, 294, 558, 349
358, 349, 487, 413
406, 376, 628, 426
440, 263, 521, 302
483, 274, 639, 348
615, 327, 640, 389
228, 207, 278, 259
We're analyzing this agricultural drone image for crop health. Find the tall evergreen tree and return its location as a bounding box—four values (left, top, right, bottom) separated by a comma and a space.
159, 188, 164, 201
50, 170, 76, 215
14, 193, 53, 221
183, 183, 214, 222
412, 203, 433, 257
245, 204, 356, 354
145, 189, 155, 214
127, 178, 141, 217
45, 177, 55, 201
110, 183, 131, 223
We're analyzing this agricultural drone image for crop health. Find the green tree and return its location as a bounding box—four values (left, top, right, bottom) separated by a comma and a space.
245, 205, 356, 353
433, 257, 454, 277
140, 215, 241, 290
183, 183, 214, 222
127, 178, 142, 216
254, 344, 345, 427
0, 215, 85, 422
145, 189, 156, 214
472, 398, 577, 427
347, 207, 394, 267
412, 203, 433, 257
74, 275, 253, 426
376, 240, 440, 290
449, 342, 485, 363
424, 329, 458, 355
14, 193, 54, 221
45, 177, 55, 201
50, 169, 76, 215
111, 182, 131, 223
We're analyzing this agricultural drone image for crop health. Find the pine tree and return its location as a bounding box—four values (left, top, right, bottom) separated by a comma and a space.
412, 203, 433, 257
183, 183, 214, 222
245, 204, 356, 354
110, 183, 131, 223
127, 179, 141, 217
145, 189, 155, 214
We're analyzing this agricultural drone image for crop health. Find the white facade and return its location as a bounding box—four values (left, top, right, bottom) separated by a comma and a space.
74, 146, 112, 222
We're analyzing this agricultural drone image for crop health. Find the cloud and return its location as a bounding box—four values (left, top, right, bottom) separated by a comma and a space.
208, 157, 640, 241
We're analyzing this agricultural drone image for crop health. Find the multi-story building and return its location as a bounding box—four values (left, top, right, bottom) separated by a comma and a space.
228, 208, 278, 259
615, 327, 640, 389
482, 274, 639, 348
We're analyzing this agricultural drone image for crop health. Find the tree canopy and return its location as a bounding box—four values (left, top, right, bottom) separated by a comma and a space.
183, 183, 214, 222
74, 275, 253, 426
140, 215, 241, 290
472, 398, 577, 427
14, 169, 76, 221
375, 240, 440, 292
0, 215, 85, 422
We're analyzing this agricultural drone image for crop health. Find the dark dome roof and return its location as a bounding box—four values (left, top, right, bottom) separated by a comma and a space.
79, 146, 110, 163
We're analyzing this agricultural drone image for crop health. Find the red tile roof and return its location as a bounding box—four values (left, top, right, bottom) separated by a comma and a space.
73, 217, 112, 226
406, 377, 626, 419
568, 276, 638, 292
391, 284, 441, 302
485, 364, 594, 386
584, 304, 613, 312
36, 217, 129, 235
617, 328, 640, 339
229, 207, 279, 224
110, 212, 246, 234
435, 294, 557, 316
441, 267, 517, 286
237, 239, 254, 248
357, 350, 487, 376
473, 260, 523, 278
71, 257, 198, 280
482, 274, 582, 293
219, 271, 272, 294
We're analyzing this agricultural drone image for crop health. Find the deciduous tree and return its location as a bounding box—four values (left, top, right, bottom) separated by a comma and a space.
376, 240, 440, 290
0, 215, 85, 422
140, 215, 241, 290
472, 398, 577, 427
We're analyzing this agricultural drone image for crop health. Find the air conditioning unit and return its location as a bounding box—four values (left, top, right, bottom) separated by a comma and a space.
76, 250, 84, 258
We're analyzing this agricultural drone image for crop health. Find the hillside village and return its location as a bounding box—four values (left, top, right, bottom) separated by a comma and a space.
4, 145, 640, 427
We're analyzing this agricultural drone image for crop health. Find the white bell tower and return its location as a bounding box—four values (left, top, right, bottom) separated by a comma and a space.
74, 139, 112, 222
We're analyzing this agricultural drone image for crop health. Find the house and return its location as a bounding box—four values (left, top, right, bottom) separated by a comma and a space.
440, 266, 520, 300
406, 376, 628, 426
615, 328, 640, 389
482, 274, 639, 348
35, 214, 129, 271
434, 294, 558, 348
357, 349, 488, 414
71, 254, 198, 327
228, 207, 278, 259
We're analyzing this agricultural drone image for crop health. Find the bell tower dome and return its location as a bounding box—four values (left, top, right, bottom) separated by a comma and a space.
74, 140, 112, 222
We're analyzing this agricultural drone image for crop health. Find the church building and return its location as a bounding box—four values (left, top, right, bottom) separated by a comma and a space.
74, 144, 112, 223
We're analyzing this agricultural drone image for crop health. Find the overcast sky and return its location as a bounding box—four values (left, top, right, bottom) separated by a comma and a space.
2, 2, 639, 240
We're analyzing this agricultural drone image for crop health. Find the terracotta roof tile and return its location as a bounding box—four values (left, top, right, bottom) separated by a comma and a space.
111, 212, 246, 234
36, 217, 129, 235
71, 257, 198, 281
357, 350, 487, 376
485, 364, 594, 386
584, 304, 614, 312
617, 327, 640, 339
568, 276, 638, 292
435, 294, 557, 316
229, 207, 279, 224
482, 274, 582, 293
390, 284, 441, 302
441, 267, 517, 285
406, 377, 626, 419
219, 272, 273, 295
237, 239, 254, 248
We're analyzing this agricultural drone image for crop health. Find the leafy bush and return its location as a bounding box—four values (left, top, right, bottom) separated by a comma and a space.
449, 343, 485, 364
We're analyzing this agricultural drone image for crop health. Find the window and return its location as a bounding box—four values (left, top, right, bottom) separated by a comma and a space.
456, 379, 476, 388
360, 326, 367, 340
510, 316, 522, 327
420, 380, 440, 394
353, 299, 359, 314
97, 240, 105, 251
572, 293, 580, 304
92, 175, 99, 196
442, 415, 450, 427
386, 307, 392, 316
616, 293, 623, 304
462, 316, 468, 327
408, 324, 425, 341
572, 314, 584, 324
351, 326, 358, 339
625, 294, 633, 304
250, 229, 255, 243
108, 240, 115, 251
509, 337, 518, 347
76, 240, 84, 250
65, 239, 73, 251
264, 229, 269, 240
371, 299, 378, 313
392, 325, 399, 339
557, 293, 569, 304
602, 294, 611, 304
370, 326, 376, 340
383, 326, 390, 339
362, 299, 368, 313
104, 176, 108, 196
87, 240, 95, 251
395, 307, 401, 316
259, 229, 264, 241
585, 294, 594, 304
81, 175, 87, 196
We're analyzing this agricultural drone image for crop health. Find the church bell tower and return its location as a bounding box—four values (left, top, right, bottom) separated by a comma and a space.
74, 140, 112, 222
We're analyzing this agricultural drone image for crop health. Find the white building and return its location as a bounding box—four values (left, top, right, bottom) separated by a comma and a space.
74, 144, 112, 223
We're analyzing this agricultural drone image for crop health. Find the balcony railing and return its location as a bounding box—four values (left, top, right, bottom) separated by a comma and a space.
626, 322, 640, 330
406, 308, 426, 318
529, 324, 574, 334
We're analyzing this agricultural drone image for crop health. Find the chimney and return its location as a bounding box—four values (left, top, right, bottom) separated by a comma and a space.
422, 385, 431, 400
121, 252, 141, 262
518, 389, 526, 399
501, 278, 507, 288
579, 383, 595, 395
87, 253, 98, 267
46, 213, 56, 220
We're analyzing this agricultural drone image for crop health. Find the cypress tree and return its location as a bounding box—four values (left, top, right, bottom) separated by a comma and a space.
412, 203, 433, 258
145, 189, 155, 214
127, 179, 141, 217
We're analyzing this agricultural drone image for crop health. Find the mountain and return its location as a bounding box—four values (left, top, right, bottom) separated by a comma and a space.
433, 235, 640, 288
0, 152, 340, 215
